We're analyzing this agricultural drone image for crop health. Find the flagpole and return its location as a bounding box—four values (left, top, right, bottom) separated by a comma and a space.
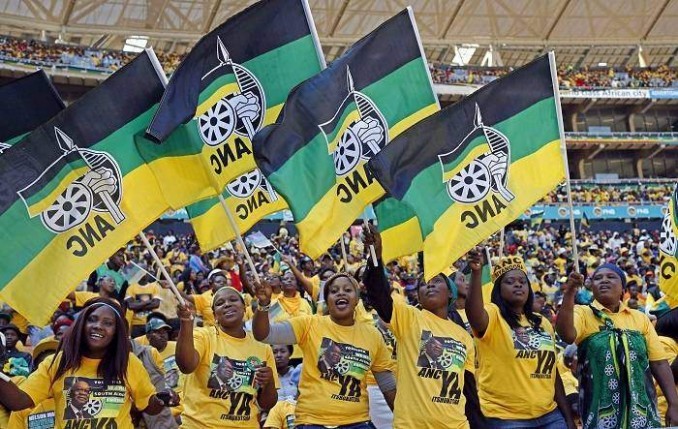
138, 232, 186, 306
217, 194, 261, 283
548, 51, 579, 272
339, 233, 349, 272
362, 208, 378, 265
499, 228, 505, 258
129, 260, 159, 282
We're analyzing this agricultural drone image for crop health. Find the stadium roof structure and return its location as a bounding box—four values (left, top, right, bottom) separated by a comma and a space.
2, 0, 678, 67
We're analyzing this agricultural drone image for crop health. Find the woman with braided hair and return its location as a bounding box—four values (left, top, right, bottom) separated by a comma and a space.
0, 297, 167, 428
253, 270, 396, 429
466, 250, 575, 429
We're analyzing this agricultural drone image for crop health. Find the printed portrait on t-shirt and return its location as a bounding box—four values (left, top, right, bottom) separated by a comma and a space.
62, 376, 126, 422
317, 337, 370, 380
133, 293, 154, 319
163, 355, 180, 389
417, 331, 466, 372
511, 326, 554, 351
207, 354, 259, 394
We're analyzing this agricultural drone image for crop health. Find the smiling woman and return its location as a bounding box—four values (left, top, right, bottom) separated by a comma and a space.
556, 263, 678, 428
0, 298, 167, 428
252, 274, 396, 429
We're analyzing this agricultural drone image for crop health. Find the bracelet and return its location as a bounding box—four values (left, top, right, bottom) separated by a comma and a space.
258, 303, 271, 312
180, 315, 194, 322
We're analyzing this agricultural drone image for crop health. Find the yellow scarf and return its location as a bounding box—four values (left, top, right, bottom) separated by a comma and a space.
277, 293, 301, 316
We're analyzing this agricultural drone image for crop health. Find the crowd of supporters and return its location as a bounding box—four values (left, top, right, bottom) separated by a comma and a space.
2, 34, 678, 91
0, 216, 676, 428
542, 181, 675, 205
429, 61, 678, 89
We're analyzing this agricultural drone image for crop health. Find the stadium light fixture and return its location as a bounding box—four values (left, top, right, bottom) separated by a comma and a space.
123, 36, 148, 53
597, 62, 607, 67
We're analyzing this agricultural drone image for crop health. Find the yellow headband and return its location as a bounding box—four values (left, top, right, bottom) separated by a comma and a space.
491, 256, 527, 283
211, 286, 245, 308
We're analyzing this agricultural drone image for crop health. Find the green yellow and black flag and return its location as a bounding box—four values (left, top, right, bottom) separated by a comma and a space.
530, 209, 545, 228
253, 8, 439, 259
0, 70, 64, 148
369, 54, 565, 280
186, 168, 288, 251
145, 0, 325, 198
373, 196, 422, 263
658, 184, 678, 308
581, 211, 590, 229
0, 51, 170, 324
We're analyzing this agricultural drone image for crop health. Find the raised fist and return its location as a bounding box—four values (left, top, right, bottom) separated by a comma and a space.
229, 93, 260, 123
351, 118, 384, 156
80, 168, 117, 195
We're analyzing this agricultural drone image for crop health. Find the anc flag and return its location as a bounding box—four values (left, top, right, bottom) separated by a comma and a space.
658, 253, 678, 309
186, 168, 288, 251
529, 209, 544, 228
0, 70, 64, 148
146, 0, 325, 197
254, 9, 439, 259
369, 54, 565, 280
581, 211, 590, 229
0, 51, 170, 324
373, 196, 422, 263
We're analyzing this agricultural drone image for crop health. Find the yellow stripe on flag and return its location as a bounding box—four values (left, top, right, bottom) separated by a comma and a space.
25, 166, 89, 217
381, 216, 422, 264
441, 145, 490, 183
660, 252, 678, 308
327, 110, 361, 154
195, 83, 240, 117
389, 103, 438, 140
147, 153, 217, 209
424, 139, 564, 280
3, 166, 168, 325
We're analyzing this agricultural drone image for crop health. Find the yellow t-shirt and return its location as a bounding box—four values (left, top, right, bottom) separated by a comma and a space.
8, 398, 55, 429
263, 399, 296, 429
193, 290, 215, 327
388, 299, 474, 429
303, 275, 321, 302
73, 291, 98, 307
656, 336, 678, 421
268, 295, 313, 360
475, 303, 558, 419
573, 301, 671, 362
557, 355, 578, 396
287, 315, 393, 426
19, 353, 155, 429
180, 327, 279, 428
125, 282, 161, 326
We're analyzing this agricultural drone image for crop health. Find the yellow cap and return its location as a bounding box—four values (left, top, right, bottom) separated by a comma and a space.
491, 256, 527, 283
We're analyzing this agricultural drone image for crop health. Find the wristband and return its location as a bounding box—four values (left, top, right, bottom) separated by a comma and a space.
258, 303, 271, 312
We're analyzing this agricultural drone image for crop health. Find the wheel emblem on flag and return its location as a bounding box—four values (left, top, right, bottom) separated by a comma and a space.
319, 67, 388, 177
17, 127, 126, 234
227, 168, 279, 201
197, 36, 266, 146
660, 212, 677, 256
439, 103, 515, 204
0, 142, 9, 155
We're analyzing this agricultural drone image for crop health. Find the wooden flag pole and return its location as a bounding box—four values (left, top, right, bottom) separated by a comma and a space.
218, 195, 261, 283
548, 51, 579, 271
499, 229, 505, 258
138, 232, 185, 306
339, 233, 349, 272
363, 218, 379, 266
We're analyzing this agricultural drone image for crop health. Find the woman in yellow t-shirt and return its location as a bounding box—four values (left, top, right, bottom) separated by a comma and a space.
654, 310, 678, 423
466, 253, 575, 429
557, 264, 678, 428
362, 225, 478, 429
175, 286, 278, 429
252, 273, 396, 429
0, 298, 166, 428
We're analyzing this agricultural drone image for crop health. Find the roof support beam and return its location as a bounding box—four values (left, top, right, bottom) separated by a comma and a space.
61, 0, 77, 25
204, 0, 222, 32
544, 0, 571, 41
441, 0, 465, 39
642, 0, 671, 41
328, 0, 350, 37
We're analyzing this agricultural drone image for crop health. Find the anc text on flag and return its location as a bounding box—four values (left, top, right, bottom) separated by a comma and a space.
253, 9, 439, 259
186, 168, 288, 251
0, 51, 170, 324
145, 0, 325, 195
0, 70, 64, 147
368, 54, 564, 280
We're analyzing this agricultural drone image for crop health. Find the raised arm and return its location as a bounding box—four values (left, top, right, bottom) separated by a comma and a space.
650, 359, 678, 426
465, 249, 490, 337
0, 378, 34, 411
175, 304, 200, 374
555, 272, 583, 344
252, 280, 298, 345
362, 224, 393, 323
282, 256, 315, 297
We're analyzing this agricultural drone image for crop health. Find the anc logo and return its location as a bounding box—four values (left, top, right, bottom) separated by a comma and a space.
196, 36, 266, 146
438, 104, 515, 204
227, 168, 278, 201
17, 127, 125, 234
319, 67, 388, 177
660, 210, 677, 256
